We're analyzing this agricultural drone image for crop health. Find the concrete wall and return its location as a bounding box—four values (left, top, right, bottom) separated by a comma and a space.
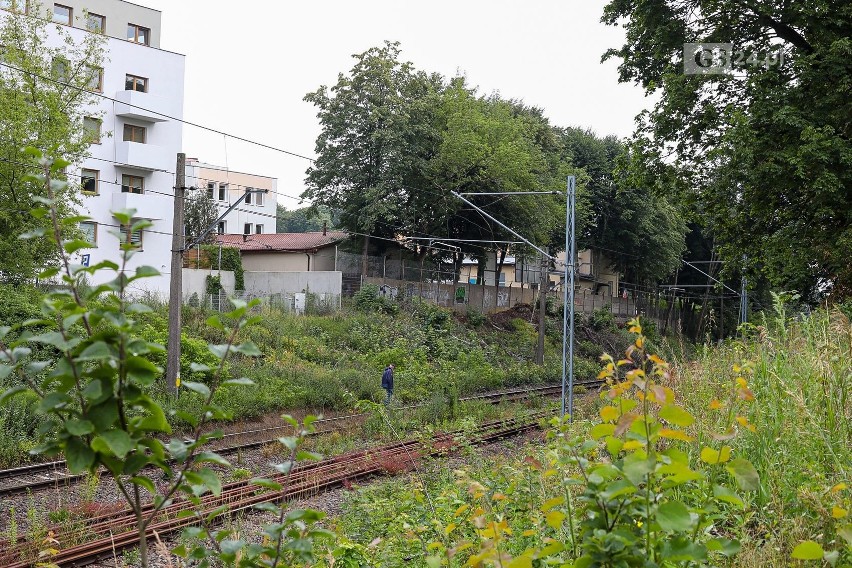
244, 271, 342, 296
364, 277, 537, 313
29, 0, 163, 48
241, 248, 337, 272
182, 269, 235, 299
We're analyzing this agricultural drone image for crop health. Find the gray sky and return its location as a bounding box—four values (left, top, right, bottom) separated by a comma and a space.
134, 0, 650, 209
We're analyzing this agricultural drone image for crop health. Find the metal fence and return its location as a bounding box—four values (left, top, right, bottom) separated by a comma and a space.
193, 291, 341, 315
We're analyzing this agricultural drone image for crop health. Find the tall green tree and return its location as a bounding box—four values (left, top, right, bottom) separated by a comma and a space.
183, 190, 219, 243
0, 12, 105, 282
275, 204, 338, 233
556, 127, 687, 284
602, 0, 852, 298
303, 41, 442, 275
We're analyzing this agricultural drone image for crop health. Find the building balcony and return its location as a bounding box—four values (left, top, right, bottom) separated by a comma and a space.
114, 90, 171, 123
114, 141, 170, 171
112, 191, 171, 221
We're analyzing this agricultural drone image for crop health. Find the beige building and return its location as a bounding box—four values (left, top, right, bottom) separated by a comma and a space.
214, 232, 347, 272
185, 160, 277, 236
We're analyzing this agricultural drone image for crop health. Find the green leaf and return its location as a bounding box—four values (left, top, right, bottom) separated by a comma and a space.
65, 418, 94, 435
232, 341, 262, 357
791, 541, 824, 560
64, 239, 93, 254
182, 381, 211, 398
1, 385, 28, 404
656, 501, 693, 532
92, 430, 134, 458
65, 437, 95, 473
195, 451, 230, 467
726, 458, 760, 491
195, 468, 222, 497
222, 377, 255, 387
660, 537, 707, 561
658, 404, 694, 427
129, 475, 156, 494
590, 423, 615, 440
712, 484, 745, 508
38, 391, 73, 412
77, 341, 112, 361
206, 315, 224, 330
133, 265, 160, 278
706, 538, 741, 557
251, 478, 282, 491
133, 399, 171, 433
126, 356, 161, 386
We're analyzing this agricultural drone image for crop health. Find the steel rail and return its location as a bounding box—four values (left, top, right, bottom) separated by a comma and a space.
1, 413, 546, 567
0, 381, 602, 497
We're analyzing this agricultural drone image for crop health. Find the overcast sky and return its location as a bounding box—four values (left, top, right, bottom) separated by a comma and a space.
132, 0, 650, 209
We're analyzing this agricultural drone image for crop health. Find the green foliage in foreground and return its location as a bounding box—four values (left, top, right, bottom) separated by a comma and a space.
333, 308, 851, 566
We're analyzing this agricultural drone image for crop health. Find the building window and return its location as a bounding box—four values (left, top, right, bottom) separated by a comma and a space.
255, 224, 263, 234
218, 183, 227, 201
87, 66, 103, 92
121, 174, 144, 194
1, 1, 28, 13
52, 4, 72, 25
217, 221, 226, 235
81, 168, 98, 193
51, 57, 69, 81
206, 182, 215, 199
255, 190, 264, 206
86, 12, 105, 33
127, 23, 149, 45
79, 221, 97, 245
245, 189, 252, 205
124, 74, 147, 92
243, 223, 251, 235
123, 124, 146, 143
119, 225, 143, 249
83, 117, 101, 144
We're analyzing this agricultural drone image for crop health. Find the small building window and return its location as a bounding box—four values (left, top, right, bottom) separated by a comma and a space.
123, 124, 146, 143
255, 190, 264, 206
243, 223, 251, 235
206, 182, 215, 199
255, 224, 263, 234
81, 168, 98, 193
1, 1, 29, 13
52, 4, 72, 25
121, 174, 144, 194
217, 221, 226, 235
86, 12, 105, 33
127, 23, 149, 45
245, 189, 252, 205
51, 57, 69, 81
87, 66, 103, 92
83, 117, 102, 144
125, 74, 147, 92
119, 225, 143, 249
79, 221, 97, 245
218, 183, 227, 201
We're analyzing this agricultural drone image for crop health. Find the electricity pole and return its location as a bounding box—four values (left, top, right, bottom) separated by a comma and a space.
166, 153, 185, 394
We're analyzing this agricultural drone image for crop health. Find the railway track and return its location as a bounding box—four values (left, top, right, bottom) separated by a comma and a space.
0, 411, 549, 567
0, 380, 602, 498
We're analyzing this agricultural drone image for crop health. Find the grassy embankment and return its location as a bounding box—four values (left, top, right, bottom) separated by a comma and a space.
0, 283, 625, 468
330, 305, 851, 567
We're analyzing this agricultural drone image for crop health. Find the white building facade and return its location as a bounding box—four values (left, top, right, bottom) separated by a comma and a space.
185, 160, 277, 238
3, 0, 185, 296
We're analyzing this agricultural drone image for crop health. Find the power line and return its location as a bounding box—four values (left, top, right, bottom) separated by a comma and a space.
0, 61, 317, 163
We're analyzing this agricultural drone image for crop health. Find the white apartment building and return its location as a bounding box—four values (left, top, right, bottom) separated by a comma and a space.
185, 160, 277, 237
2, 0, 185, 295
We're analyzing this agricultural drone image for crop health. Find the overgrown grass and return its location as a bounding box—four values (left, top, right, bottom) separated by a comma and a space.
330, 305, 852, 566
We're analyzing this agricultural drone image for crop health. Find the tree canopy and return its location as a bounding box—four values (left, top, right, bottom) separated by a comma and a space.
304, 42, 692, 283
0, 12, 105, 282
602, 0, 852, 299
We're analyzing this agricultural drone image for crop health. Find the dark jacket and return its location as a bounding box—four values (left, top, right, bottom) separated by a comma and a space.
381, 367, 394, 390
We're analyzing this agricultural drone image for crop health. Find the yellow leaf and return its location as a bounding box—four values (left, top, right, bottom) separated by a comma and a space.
736, 377, 748, 388
709, 399, 724, 410
545, 510, 566, 530
832, 506, 848, 519
629, 324, 642, 334
543, 468, 558, 478
454, 504, 470, 517
492, 493, 506, 501
445, 523, 457, 535
636, 336, 644, 348
427, 541, 444, 550
700, 446, 732, 464
507, 556, 533, 568
617, 358, 634, 367
522, 529, 536, 537
659, 428, 695, 442
600, 406, 619, 422
623, 440, 643, 451
597, 368, 611, 379
831, 483, 848, 493
540, 497, 565, 513
649, 354, 666, 365
736, 416, 756, 432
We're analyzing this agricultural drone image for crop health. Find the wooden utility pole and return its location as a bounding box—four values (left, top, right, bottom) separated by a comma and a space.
166, 153, 186, 394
